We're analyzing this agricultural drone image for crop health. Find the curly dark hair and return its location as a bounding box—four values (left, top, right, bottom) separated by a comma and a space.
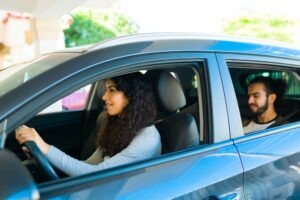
97, 72, 157, 157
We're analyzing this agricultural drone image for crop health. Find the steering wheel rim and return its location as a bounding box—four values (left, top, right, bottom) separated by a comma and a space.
24, 141, 59, 180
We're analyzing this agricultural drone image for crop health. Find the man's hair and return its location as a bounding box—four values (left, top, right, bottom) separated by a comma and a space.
249, 76, 287, 107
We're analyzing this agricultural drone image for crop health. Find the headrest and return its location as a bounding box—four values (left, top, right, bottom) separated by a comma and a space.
146, 70, 186, 113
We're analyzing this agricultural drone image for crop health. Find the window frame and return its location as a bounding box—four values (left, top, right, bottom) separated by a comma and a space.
216, 52, 300, 139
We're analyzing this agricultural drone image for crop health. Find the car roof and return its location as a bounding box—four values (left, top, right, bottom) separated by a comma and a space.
60, 32, 300, 60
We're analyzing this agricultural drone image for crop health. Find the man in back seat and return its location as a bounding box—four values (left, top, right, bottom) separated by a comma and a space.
243, 76, 286, 134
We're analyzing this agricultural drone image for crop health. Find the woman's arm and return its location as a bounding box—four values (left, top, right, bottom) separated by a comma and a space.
15, 125, 50, 154
46, 125, 161, 176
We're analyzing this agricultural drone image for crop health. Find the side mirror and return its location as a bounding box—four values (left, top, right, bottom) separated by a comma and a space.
0, 149, 39, 199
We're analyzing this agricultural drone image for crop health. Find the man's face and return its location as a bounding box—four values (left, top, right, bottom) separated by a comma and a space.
247, 83, 269, 116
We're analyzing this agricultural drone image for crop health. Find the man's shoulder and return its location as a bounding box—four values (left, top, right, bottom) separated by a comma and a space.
269, 115, 286, 127
275, 115, 283, 122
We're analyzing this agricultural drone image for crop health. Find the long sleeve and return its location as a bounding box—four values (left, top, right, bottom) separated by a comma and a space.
45, 125, 161, 176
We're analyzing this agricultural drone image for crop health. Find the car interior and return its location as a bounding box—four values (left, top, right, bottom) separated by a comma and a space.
5, 65, 203, 183
229, 63, 300, 128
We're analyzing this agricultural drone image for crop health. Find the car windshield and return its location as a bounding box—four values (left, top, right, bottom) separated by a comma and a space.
0, 53, 77, 97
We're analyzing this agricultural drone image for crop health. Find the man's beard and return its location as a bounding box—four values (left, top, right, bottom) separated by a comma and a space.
250, 98, 269, 117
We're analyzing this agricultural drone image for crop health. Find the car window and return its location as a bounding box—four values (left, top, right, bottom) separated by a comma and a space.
245, 71, 300, 97
39, 85, 91, 114
232, 70, 300, 97
229, 63, 300, 134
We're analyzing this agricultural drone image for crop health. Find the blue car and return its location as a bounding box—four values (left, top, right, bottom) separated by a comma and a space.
0, 33, 300, 199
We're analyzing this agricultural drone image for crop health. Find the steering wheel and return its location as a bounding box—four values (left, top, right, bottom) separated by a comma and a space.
24, 141, 59, 180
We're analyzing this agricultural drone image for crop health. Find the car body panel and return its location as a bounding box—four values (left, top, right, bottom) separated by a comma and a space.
215, 53, 244, 139
234, 123, 300, 199
40, 141, 243, 199
90, 33, 300, 59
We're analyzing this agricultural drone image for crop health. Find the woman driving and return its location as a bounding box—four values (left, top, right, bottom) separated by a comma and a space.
15, 72, 161, 176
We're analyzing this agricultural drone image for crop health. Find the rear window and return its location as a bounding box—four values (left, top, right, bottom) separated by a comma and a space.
245, 71, 300, 97
230, 68, 300, 98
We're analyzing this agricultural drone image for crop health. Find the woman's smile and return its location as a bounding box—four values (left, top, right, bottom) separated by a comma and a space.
102, 79, 129, 116
105, 103, 113, 109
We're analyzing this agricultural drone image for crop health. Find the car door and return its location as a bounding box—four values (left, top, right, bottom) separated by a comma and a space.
35, 51, 244, 199
217, 53, 300, 199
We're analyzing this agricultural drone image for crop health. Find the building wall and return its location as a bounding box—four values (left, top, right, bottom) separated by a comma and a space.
0, 12, 34, 69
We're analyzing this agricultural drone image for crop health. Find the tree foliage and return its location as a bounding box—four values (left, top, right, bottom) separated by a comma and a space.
64, 9, 138, 48
223, 16, 297, 44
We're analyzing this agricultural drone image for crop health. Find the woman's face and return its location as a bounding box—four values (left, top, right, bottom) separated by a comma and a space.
102, 79, 129, 116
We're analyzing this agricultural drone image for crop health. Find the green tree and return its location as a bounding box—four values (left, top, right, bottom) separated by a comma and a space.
64, 9, 138, 48
223, 16, 297, 44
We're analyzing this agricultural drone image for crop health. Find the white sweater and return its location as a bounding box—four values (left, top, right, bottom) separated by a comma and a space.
45, 125, 161, 176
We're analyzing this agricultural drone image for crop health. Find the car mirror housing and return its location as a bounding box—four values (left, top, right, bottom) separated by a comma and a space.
0, 149, 39, 200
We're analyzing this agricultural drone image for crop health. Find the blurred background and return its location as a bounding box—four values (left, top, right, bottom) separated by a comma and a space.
1, 0, 300, 69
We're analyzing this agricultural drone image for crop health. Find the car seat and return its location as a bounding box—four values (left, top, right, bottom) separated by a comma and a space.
145, 70, 199, 154
79, 80, 105, 160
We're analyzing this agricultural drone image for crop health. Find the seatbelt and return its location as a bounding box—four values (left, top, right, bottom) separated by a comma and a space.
268, 108, 300, 128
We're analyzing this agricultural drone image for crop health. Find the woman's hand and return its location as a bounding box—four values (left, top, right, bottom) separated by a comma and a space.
15, 125, 50, 154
